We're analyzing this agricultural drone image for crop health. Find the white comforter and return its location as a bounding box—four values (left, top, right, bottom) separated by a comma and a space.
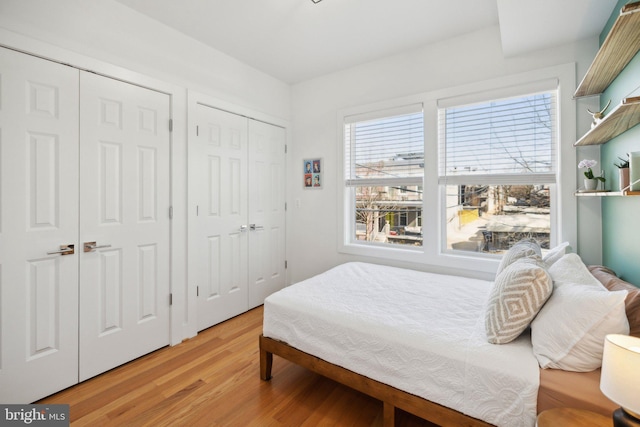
263, 262, 539, 427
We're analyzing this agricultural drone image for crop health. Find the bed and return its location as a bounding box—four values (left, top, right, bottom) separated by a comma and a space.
260, 254, 640, 427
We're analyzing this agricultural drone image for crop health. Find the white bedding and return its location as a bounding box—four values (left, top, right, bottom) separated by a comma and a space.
263, 262, 539, 427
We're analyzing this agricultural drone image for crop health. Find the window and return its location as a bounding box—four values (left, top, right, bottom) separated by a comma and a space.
438, 88, 558, 254
344, 104, 424, 247
339, 65, 574, 270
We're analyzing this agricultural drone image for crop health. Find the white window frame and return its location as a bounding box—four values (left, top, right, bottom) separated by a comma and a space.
337, 63, 576, 277
339, 99, 427, 263
438, 82, 559, 256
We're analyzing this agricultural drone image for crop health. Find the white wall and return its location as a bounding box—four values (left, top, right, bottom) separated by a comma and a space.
0, 0, 291, 343
288, 25, 602, 284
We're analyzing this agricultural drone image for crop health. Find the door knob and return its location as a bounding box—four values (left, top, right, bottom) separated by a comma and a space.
250, 224, 264, 231
83, 242, 112, 252
47, 244, 75, 256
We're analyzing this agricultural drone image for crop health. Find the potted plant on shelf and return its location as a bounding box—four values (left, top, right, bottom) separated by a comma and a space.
579, 159, 606, 191
614, 154, 630, 191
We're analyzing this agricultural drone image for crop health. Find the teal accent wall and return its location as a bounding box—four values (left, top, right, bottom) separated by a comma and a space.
600, 0, 640, 285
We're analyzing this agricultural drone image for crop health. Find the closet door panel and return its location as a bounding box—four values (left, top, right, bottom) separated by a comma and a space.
192, 104, 248, 331
78, 71, 171, 381
248, 119, 286, 308
0, 47, 79, 403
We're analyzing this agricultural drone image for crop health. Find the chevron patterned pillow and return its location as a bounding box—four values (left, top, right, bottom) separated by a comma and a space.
485, 257, 552, 344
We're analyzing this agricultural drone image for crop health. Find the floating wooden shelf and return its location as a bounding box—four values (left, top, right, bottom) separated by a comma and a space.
575, 190, 640, 197
574, 1, 640, 98
574, 96, 640, 146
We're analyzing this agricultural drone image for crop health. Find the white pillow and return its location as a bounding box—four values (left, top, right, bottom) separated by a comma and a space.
548, 253, 603, 289
486, 257, 552, 344
542, 242, 570, 267
531, 282, 629, 371
496, 239, 542, 276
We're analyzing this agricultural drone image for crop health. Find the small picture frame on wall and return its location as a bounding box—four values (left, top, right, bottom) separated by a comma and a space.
303, 158, 322, 189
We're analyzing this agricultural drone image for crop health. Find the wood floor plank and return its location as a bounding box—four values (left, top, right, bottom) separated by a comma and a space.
39, 306, 436, 426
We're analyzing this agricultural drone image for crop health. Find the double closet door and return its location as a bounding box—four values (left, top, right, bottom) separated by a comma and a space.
0, 48, 171, 403
190, 103, 286, 331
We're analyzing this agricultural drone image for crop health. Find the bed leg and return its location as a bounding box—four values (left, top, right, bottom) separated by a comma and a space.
259, 336, 273, 381
383, 401, 395, 427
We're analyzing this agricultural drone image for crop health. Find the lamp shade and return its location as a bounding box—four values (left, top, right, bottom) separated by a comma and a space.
600, 334, 640, 417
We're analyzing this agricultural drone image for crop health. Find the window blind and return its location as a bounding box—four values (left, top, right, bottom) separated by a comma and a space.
345, 104, 424, 187
438, 91, 557, 186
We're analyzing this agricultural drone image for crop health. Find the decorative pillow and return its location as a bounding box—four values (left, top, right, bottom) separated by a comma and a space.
496, 238, 542, 276
548, 253, 603, 289
542, 242, 570, 267
531, 282, 629, 371
589, 265, 640, 337
486, 257, 552, 344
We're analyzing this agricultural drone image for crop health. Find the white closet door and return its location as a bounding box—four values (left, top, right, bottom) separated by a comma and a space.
78, 72, 171, 381
248, 119, 286, 308
0, 47, 80, 403
192, 104, 248, 331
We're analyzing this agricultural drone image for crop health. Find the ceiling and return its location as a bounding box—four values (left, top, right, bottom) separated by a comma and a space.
113, 0, 618, 84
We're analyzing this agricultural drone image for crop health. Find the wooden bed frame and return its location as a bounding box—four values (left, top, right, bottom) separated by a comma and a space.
259, 334, 493, 427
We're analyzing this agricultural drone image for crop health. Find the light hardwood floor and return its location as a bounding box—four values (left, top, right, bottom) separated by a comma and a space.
39, 306, 435, 426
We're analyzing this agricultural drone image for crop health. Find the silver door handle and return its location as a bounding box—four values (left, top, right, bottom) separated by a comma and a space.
84, 242, 112, 252
239, 225, 248, 232
250, 224, 264, 231
47, 244, 75, 256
